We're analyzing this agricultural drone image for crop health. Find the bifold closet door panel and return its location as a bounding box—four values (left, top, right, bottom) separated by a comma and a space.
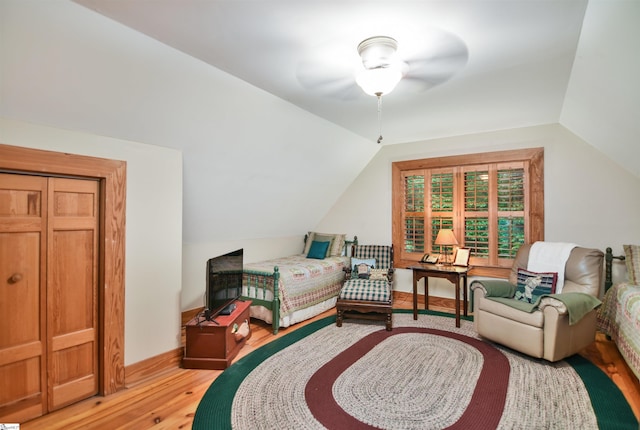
0, 173, 48, 422
47, 177, 99, 411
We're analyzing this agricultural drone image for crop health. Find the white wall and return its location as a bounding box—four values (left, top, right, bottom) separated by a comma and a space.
317, 123, 640, 298
0, 118, 183, 367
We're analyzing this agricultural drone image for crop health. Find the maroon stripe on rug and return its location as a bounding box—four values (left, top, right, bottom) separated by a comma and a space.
304, 327, 510, 430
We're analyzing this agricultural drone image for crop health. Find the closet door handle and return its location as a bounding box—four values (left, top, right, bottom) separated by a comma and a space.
8, 273, 23, 284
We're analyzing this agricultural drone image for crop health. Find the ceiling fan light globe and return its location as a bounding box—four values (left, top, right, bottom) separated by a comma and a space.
356, 67, 402, 96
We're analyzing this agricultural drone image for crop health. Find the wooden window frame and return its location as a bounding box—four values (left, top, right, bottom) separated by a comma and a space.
392, 148, 544, 278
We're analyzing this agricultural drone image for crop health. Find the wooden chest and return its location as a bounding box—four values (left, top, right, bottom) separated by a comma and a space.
183, 299, 252, 369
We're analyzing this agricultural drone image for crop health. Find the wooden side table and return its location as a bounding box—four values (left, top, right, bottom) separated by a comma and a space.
409, 263, 469, 327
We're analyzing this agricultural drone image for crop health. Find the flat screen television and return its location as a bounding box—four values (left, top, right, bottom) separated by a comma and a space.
205, 249, 243, 320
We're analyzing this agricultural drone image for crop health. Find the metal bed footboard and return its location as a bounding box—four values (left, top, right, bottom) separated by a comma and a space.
241, 267, 281, 334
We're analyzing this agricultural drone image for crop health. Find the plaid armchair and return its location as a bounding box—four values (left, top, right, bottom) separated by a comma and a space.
336, 244, 394, 331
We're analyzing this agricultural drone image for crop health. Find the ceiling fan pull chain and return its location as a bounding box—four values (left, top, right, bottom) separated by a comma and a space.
376, 93, 383, 144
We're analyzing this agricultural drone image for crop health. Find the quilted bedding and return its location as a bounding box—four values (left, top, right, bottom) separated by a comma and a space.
597, 282, 640, 380
242, 254, 348, 320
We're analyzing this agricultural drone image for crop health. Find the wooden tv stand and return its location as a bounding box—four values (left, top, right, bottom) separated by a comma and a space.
183, 299, 252, 370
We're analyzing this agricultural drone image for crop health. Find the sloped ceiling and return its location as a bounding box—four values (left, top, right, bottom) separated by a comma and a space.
73, 0, 639, 177
560, 0, 640, 177
74, 0, 584, 144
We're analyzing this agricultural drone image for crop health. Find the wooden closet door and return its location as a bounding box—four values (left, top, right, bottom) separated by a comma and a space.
0, 173, 48, 422
47, 177, 99, 411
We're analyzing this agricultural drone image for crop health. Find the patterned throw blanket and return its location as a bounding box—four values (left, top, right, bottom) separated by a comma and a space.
597, 282, 640, 380
243, 254, 348, 318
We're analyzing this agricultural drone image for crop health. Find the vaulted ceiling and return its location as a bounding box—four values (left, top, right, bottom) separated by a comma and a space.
74, 0, 639, 177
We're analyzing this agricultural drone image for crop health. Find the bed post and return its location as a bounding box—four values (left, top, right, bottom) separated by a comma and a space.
344, 236, 358, 256
605, 247, 626, 292
271, 266, 280, 335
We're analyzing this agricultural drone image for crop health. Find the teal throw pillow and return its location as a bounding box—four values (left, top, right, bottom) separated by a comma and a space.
313, 233, 335, 257
307, 240, 330, 259
514, 268, 558, 304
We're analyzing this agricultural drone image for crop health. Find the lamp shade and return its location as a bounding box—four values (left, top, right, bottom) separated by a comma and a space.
435, 229, 458, 246
355, 66, 402, 96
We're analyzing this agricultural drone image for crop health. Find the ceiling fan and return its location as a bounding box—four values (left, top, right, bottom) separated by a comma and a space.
296, 31, 468, 143
296, 31, 469, 100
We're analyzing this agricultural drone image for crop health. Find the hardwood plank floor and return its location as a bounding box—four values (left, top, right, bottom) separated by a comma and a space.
22, 294, 640, 429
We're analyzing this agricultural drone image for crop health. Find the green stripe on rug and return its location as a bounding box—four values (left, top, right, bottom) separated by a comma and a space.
566, 354, 638, 430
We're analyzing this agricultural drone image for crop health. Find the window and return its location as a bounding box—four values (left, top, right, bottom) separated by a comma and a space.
392, 148, 543, 277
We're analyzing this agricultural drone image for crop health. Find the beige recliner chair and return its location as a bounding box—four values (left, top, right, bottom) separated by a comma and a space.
471, 244, 604, 362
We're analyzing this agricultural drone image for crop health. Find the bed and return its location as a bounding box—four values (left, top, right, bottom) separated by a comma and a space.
241, 233, 356, 334
597, 245, 640, 380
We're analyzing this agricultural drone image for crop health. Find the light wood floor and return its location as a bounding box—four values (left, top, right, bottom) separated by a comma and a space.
22, 294, 640, 429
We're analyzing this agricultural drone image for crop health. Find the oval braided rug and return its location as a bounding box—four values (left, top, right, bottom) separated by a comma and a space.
193, 311, 638, 430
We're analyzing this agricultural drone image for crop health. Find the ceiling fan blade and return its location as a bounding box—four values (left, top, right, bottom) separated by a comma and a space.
296, 41, 364, 100
397, 76, 437, 93
408, 48, 468, 73
400, 33, 469, 92
296, 64, 360, 100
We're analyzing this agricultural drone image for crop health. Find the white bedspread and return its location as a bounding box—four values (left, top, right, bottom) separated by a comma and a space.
528, 241, 577, 293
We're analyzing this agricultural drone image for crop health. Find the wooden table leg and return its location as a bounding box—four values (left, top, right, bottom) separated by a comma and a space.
412, 272, 418, 320
463, 275, 468, 317
455, 275, 461, 328
425, 277, 429, 311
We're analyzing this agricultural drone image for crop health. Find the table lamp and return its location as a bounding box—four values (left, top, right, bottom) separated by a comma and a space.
435, 229, 458, 265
